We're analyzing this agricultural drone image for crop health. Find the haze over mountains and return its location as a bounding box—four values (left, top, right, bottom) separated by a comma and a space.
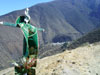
0, 0, 100, 70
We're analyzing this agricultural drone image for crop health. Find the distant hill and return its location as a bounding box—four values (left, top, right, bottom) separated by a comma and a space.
67, 28, 100, 49
0, 0, 100, 70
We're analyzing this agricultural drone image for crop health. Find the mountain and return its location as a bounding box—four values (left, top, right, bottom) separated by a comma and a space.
0, 0, 100, 44
1, 42, 100, 75
1, 0, 100, 44
67, 28, 100, 49
0, 0, 100, 70
38, 43, 64, 58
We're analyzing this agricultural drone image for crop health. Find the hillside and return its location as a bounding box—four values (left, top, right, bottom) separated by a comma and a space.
67, 28, 100, 49
0, 26, 23, 70
38, 43, 64, 58
1, 42, 100, 75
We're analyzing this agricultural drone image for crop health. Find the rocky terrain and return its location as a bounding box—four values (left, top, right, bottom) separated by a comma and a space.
1, 42, 100, 75
37, 42, 100, 75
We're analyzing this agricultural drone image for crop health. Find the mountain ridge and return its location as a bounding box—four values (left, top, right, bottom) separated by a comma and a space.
67, 28, 100, 49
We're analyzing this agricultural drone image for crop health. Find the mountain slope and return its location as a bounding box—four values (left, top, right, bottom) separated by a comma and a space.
67, 28, 100, 49
36, 43, 100, 75
1, 42, 100, 75
0, 26, 23, 70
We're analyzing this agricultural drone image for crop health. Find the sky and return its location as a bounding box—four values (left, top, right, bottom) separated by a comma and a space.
0, 0, 53, 16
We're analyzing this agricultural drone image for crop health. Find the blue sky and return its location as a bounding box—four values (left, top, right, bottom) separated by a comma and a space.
0, 0, 53, 16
